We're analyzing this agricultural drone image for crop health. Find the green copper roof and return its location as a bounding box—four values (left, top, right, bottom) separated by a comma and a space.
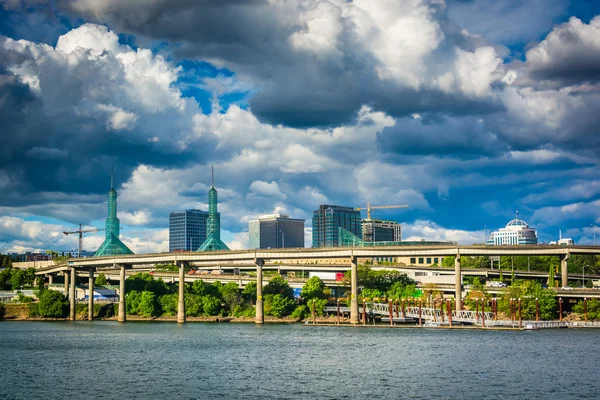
94, 233, 134, 256
197, 233, 230, 252
197, 166, 229, 252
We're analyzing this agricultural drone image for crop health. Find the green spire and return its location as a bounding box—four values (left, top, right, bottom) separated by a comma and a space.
95, 169, 133, 257
198, 166, 229, 252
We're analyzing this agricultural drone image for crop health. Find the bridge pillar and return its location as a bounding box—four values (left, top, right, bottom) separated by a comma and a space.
69, 267, 76, 321
455, 253, 462, 311
48, 274, 53, 285
255, 259, 264, 324
118, 265, 126, 323
177, 262, 186, 323
350, 257, 359, 324
64, 271, 69, 300
88, 270, 94, 321
561, 253, 570, 288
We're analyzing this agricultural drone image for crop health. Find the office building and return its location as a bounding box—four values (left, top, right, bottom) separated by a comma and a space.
362, 219, 402, 242
486, 213, 538, 245
169, 209, 213, 252
312, 205, 362, 248
248, 214, 305, 249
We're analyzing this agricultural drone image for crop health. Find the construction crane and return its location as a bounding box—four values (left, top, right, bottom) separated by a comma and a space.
63, 224, 104, 258
355, 202, 409, 220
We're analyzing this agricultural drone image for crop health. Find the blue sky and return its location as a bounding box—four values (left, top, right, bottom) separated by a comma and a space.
0, 0, 599, 253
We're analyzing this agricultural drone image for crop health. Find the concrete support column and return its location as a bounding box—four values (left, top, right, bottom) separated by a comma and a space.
561, 253, 570, 288
455, 252, 462, 311
64, 272, 69, 299
88, 270, 94, 321
48, 274, 53, 285
255, 259, 264, 324
69, 267, 76, 321
177, 263, 186, 323
350, 257, 359, 324
118, 266, 126, 322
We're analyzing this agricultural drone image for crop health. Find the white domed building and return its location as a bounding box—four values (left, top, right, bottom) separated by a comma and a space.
486, 214, 538, 246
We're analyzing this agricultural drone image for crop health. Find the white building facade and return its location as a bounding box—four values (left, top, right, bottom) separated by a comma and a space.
487, 217, 538, 245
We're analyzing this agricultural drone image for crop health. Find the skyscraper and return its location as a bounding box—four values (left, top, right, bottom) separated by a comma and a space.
94, 170, 134, 256
248, 214, 305, 249
169, 209, 214, 252
312, 205, 361, 248
197, 166, 230, 251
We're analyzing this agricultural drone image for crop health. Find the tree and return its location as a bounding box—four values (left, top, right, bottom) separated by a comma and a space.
126, 273, 154, 293
185, 293, 203, 316
95, 273, 108, 286
263, 276, 294, 299
264, 293, 295, 317
38, 290, 68, 318
136, 291, 159, 317
302, 276, 330, 300
201, 294, 222, 316
220, 282, 242, 316
159, 293, 178, 316
9, 269, 25, 290
242, 282, 257, 305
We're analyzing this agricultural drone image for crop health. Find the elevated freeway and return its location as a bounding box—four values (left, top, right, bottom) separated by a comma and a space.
23, 244, 600, 325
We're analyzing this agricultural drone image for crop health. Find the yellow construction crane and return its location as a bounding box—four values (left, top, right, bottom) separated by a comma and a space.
63, 224, 104, 258
355, 202, 409, 220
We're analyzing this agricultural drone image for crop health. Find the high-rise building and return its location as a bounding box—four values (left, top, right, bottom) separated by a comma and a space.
312, 205, 362, 248
94, 170, 134, 256
362, 219, 402, 242
248, 214, 305, 249
197, 166, 230, 251
486, 212, 538, 245
169, 210, 215, 252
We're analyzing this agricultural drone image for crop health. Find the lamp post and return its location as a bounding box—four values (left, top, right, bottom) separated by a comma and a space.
559, 298, 563, 322
584, 298, 588, 323
535, 297, 539, 322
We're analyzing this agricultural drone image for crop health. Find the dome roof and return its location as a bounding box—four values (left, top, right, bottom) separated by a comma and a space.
506, 218, 528, 228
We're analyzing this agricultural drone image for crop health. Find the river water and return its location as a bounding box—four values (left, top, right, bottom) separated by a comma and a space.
1, 322, 598, 399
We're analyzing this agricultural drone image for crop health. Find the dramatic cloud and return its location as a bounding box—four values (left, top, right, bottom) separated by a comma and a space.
0, 3, 599, 252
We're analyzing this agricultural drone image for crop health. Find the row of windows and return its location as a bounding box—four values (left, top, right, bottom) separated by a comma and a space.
410, 257, 442, 265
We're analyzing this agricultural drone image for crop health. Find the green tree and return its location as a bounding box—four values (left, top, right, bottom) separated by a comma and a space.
9, 269, 25, 290
302, 276, 330, 300
264, 293, 295, 317
95, 273, 108, 286
0, 267, 12, 289
220, 282, 242, 316
126, 273, 156, 293
263, 276, 294, 299
573, 299, 600, 321
159, 293, 178, 316
442, 256, 455, 268
242, 281, 257, 305
307, 298, 328, 316
136, 291, 159, 317
185, 293, 203, 316
38, 290, 68, 318
201, 294, 222, 316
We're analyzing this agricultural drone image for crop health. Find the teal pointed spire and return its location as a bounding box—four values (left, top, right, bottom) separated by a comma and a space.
95, 169, 133, 257
198, 166, 229, 252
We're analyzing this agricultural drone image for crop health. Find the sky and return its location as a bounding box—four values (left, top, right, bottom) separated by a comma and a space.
0, 0, 599, 254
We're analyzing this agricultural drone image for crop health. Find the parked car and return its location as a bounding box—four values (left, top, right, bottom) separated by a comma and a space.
560, 286, 574, 291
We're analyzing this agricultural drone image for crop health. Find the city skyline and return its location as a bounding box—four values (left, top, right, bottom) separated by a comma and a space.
1, 1, 600, 253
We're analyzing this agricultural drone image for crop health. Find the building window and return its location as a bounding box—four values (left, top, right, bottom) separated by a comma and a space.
426, 257, 431, 264
418, 257, 424, 264
410, 257, 416, 264
434, 258, 438, 264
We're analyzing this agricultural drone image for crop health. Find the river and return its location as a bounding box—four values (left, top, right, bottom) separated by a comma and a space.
1, 322, 598, 399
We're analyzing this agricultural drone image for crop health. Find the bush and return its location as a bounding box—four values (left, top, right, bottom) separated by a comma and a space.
38, 290, 68, 318
264, 293, 295, 317
16, 292, 34, 303
291, 305, 308, 320
185, 293, 203, 317
28, 303, 39, 317
307, 298, 328, 317
0, 302, 5, 319
159, 293, 178, 316
201, 294, 222, 316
